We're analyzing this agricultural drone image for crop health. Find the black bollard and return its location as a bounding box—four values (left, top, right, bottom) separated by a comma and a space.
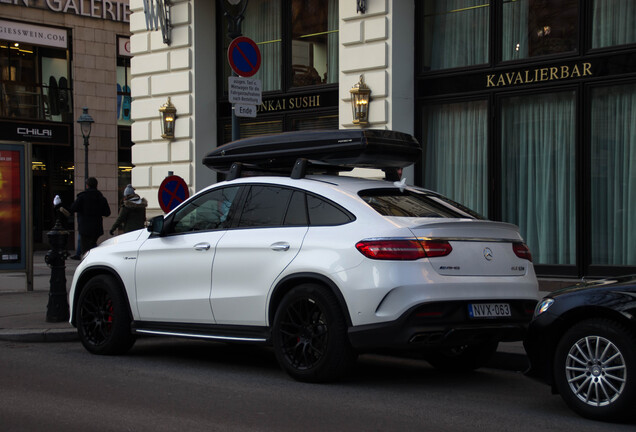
45, 199, 70, 323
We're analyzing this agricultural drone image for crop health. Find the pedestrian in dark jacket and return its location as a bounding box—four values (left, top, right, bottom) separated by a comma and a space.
110, 184, 147, 235
68, 177, 111, 254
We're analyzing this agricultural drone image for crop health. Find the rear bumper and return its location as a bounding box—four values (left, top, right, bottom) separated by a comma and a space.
348, 299, 537, 350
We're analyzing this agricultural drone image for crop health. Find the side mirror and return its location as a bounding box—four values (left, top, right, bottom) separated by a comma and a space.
147, 215, 165, 235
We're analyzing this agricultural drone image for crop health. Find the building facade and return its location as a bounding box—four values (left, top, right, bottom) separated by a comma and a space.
1, 0, 132, 248
129, 0, 636, 281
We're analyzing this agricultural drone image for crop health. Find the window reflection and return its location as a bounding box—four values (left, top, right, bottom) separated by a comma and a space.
502, 0, 578, 61
291, 0, 338, 87
172, 187, 240, 233
239, 185, 292, 227
421, 0, 490, 71
501, 91, 576, 265
221, 0, 338, 92
591, 0, 636, 49
590, 84, 636, 266
1, 41, 71, 122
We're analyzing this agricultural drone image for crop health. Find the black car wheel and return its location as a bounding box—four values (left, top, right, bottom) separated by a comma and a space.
554, 318, 636, 422
77, 275, 136, 355
272, 284, 356, 382
425, 340, 499, 371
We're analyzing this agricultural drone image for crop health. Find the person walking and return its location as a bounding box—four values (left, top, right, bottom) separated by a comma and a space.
109, 184, 148, 235
68, 177, 111, 254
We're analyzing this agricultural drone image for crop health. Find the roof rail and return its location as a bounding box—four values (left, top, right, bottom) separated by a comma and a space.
290, 158, 307, 179
226, 162, 243, 181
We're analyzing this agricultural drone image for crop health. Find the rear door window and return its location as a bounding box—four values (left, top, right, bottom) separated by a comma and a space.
238, 185, 293, 227
359, 188, 483, 219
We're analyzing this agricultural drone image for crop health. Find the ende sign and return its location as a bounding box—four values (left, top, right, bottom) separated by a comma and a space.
0, 0, 131, 23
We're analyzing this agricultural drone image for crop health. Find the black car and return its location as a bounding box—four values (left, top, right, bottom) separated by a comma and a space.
524, 275, 636, 422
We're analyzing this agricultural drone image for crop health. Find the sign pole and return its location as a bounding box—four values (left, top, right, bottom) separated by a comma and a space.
232, 70, 240, 141
222, 0, 250, 142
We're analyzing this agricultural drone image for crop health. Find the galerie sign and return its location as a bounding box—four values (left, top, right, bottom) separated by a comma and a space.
0, 0, 131, 23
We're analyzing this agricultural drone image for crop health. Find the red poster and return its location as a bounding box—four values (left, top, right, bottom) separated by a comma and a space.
0, 150, 21, 261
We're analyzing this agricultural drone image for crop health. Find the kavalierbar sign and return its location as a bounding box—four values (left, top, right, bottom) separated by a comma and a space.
0, 0, 131, 23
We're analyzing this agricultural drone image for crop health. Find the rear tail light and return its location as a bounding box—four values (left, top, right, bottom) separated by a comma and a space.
420, 240, 453, 257
355, 239, 452, 261
513, 242, 533, 262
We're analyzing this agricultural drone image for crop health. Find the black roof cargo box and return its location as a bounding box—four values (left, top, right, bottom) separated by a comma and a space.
203, 129, 421, 174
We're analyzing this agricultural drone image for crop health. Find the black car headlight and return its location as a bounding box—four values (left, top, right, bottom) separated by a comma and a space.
534, 298, 554, 318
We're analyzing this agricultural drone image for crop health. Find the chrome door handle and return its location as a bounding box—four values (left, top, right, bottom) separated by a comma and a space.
270, 242, 290, 252
194, 242, 211, 251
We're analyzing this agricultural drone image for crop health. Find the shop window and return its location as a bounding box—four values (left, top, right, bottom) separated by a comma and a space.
0, 42, 70, 122
591, 0, 636, 49
502, 0, 578, 61
421, 100, 488, 217
290, 0, 338, 88
290, 114, 338, 131
221, 0, 338, 93
117, 53, 132, 125
222, 119, 284, 143
590, 83, 636, 266
118, 127, 133, 197
500, 91, 576, 266
420, 0, 490, 71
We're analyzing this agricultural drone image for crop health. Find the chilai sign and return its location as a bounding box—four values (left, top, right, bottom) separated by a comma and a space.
0, 121, 70, 145
0, 0, 131, 23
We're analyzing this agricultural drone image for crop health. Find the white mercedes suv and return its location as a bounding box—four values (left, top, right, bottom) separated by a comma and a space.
69, 172, 538, 382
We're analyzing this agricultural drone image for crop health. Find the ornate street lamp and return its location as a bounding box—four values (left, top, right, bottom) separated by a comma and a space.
76, 107, 94, 181
159, 97, 177, 140
222, 0, 249, 39
349, 75, 371, 126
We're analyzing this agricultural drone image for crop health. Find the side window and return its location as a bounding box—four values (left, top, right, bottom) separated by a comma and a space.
307, 195, 352, 226
171, 186, 240, 234
284, 191, 308, 226
238, 186, 293, 228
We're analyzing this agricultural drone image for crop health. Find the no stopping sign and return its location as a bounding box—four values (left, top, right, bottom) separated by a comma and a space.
228, 36, 261, 77
158, 175, 189, 213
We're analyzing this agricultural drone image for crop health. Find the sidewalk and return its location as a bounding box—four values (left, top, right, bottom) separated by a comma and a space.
0, 251, 78, 342
0, 251, 535, 364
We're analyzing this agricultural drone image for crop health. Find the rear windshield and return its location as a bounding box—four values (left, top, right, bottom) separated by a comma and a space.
358, 188, 484, 219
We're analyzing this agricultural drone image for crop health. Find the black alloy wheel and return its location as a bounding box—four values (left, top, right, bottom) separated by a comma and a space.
554, 318, 636, 422
77, 275, 136, 355
272, 284, 355, 382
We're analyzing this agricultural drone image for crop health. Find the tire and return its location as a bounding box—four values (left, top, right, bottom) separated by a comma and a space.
272, 283, 356, 383
554, 318, 636, 422
77, 274, 136, 355
425, 340, 499, 372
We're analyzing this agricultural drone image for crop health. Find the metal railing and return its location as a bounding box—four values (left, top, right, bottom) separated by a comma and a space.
1, 82, 73, 122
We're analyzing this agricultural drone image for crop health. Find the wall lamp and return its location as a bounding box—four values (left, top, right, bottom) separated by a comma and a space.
349, 75, 371, 125
159, 97, 177, 140
357, 0, 366, 14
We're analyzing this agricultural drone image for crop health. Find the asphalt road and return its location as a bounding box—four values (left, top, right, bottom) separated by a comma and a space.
1, 337, 634, 432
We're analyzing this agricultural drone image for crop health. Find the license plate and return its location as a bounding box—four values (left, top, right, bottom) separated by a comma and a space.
468, 303, 511, 318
